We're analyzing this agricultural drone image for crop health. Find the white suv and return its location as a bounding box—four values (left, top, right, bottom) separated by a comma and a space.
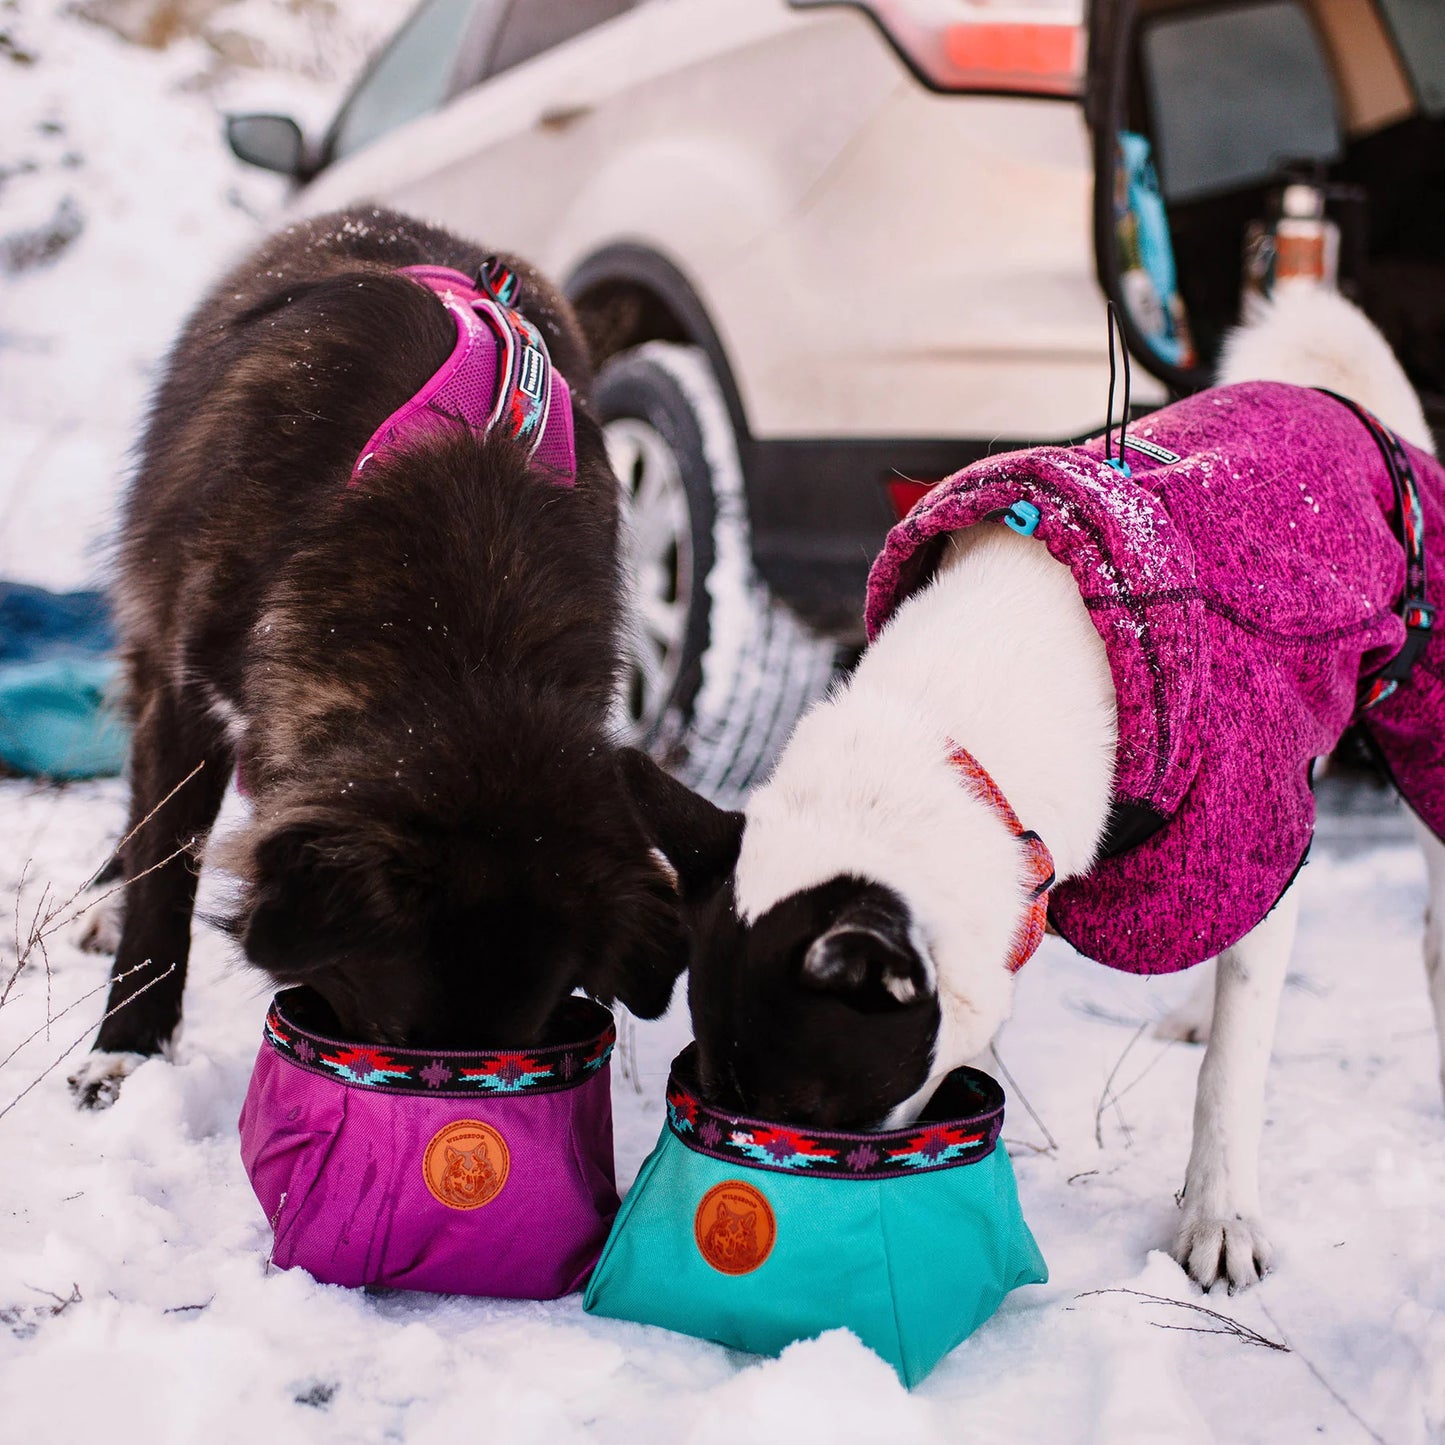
228, 0, 1445, 793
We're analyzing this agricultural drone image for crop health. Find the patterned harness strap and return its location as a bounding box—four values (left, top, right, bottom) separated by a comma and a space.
1316, 389, 1435, 713
946, 742, 1056, 972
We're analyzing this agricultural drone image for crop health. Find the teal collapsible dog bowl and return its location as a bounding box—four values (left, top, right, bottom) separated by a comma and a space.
584, 1046, 1046, 1385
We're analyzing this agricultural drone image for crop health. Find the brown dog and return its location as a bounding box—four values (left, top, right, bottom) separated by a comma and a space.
71, 207, 697, 1107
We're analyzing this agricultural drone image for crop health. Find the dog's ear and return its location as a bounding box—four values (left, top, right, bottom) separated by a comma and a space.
800, 923, 933, 1010
590, 871, 690, 1020
225, 807, 411, 977
615, 747, 744, 898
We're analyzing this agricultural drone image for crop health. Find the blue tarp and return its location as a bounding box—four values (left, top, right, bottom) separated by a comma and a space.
0, 582, 128, 778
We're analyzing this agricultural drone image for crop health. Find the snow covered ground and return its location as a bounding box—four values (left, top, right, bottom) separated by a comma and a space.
1, 781, 1441, 1443
2, 2, 1443, 1441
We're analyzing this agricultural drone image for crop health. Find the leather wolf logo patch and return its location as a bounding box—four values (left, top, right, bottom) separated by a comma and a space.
423, 1120, 510, 1210
694, 1180, 776, 1275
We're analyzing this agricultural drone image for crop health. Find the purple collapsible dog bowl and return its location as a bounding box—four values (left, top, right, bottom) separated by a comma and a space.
239, 988, 619, 1298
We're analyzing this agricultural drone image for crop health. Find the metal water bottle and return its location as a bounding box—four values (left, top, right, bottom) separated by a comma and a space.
1272, 183, 1340, 290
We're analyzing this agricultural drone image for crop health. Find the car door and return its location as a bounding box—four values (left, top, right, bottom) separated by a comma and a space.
295, 0, 902, 319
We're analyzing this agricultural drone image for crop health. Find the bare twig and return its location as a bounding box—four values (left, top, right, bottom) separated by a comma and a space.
1111, 1094, 1134, 1149
40, 929, 56, 1042
8, 837, 190, 1001
49, 838, 190, 940
990, 1042, 1058, 1154
0, 762, 203, 1015
1002, 1136, 1056, 1155
265, 1191, 289, 1275
92, 762, 206, 889
8, 861, 27, 1001
0, 1282, 83, 1340
0, 765, 208, 1126
0, 960, 165, 1074
1094, 1022, 1148, 1149
24, 1282, 82, 1316
0, 962, 175, 1123
1110, 1033, 1179, 1107
1, 865, 38, 1012
1076, 1288, 1288, 1351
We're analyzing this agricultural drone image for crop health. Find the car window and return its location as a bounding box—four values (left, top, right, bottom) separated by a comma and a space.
1141, 1, 1342, 203
328, 0, 495, 163
484, 0, 636, 81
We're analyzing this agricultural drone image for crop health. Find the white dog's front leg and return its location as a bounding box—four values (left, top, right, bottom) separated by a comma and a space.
1173, 883, 1298, 1292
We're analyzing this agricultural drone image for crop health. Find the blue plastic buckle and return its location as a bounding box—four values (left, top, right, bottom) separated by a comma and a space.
1105, 456, 1133, 478
1003, 500, 1041, 537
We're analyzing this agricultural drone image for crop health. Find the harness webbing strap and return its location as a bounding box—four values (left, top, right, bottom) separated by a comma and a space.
1316, 390, 1434, 712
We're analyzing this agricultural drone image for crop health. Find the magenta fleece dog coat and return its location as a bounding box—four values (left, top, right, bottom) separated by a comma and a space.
866, 382, 1444, 975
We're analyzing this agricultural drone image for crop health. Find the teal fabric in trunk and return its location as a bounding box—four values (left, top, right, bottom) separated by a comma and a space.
0, 658, 127, 779
0, 584, 127, 778
585, 1049, 1045, 1386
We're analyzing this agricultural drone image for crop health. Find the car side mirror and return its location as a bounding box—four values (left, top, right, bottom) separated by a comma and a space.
226, 114, 307, 177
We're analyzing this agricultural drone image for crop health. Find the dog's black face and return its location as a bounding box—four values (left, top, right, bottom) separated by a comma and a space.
686, 877, 941, 1128
619, 757, 941, 1129
228, 746, 690, 1048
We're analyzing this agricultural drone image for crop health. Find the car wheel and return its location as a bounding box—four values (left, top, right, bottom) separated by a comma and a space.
598, 342, 838, 804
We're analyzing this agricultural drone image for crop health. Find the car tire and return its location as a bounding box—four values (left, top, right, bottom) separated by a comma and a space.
597, 342, 838, 804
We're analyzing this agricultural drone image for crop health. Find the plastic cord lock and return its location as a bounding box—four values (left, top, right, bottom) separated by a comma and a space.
1003, 500, 1042, 537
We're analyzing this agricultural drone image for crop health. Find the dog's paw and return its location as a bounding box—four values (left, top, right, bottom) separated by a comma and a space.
1172, 1211, 1274, 1293
67, 1051, 145, 1110
74, 896, 122, 956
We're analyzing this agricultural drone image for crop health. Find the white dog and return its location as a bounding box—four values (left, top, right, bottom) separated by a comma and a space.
639, 288, 1444, 1293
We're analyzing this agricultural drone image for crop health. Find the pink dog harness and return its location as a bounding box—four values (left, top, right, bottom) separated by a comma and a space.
235, 261, 577, 804
351, 260, 576, 485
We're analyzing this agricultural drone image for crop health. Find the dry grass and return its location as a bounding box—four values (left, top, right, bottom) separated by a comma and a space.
0, 764, 203, 1121
1076, 1288, 1288, 1351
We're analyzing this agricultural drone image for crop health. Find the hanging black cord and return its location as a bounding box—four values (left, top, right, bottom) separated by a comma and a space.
1118, 304, 1132, 460
1104, 300, 1133, 472
1105, 302, 1118, 465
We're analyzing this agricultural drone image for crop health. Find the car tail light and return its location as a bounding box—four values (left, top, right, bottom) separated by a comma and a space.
789, 0, 1084, 97
886, 478, 938, 519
